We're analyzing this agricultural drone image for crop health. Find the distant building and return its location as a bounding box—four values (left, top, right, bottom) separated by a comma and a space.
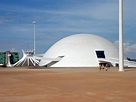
13, 50, 39, 67
0, 51, 19, 66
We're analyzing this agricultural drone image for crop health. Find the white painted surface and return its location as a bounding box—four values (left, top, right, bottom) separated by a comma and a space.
39, 34, 119, 67
119, 0, 124, 71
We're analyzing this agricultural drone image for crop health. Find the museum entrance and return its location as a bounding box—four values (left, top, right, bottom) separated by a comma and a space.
95, 50, 105, 58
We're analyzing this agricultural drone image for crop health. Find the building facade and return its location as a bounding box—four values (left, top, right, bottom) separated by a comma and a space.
0, 51, 19, 66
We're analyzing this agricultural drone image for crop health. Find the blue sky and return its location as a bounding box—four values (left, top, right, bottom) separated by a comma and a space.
0, 0, 136, 58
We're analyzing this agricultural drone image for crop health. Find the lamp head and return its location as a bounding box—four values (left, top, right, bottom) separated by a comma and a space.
33, 21, 36, 24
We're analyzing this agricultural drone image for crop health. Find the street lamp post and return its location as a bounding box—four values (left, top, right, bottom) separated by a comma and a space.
33, 21, 36, 55
119, 0, 124, 71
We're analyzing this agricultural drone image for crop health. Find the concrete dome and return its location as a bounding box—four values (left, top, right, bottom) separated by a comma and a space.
39, 34, 119, 67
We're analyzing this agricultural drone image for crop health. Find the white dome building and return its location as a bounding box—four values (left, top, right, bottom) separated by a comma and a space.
39, 34, 121, 67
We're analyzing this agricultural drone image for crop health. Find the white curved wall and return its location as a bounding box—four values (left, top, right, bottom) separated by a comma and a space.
39, 34, 119, 67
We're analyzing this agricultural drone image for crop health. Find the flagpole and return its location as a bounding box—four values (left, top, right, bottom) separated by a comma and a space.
33, 21, 36, 55
119, 0, 124, 71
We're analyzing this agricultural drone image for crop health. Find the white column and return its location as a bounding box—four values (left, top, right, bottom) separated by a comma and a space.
6, 52, 12, 67
119, 0, 124, 71
33, 21, 36, 55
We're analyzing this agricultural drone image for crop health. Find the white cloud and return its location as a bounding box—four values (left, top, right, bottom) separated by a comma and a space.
124, 43, 136, 53
0, 16, 12, 23
114, 41, 136, 58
